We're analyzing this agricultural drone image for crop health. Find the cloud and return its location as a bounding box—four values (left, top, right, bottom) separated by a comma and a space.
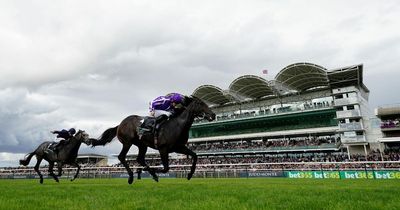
0, 88, 60, 152
1, 0, 400, 166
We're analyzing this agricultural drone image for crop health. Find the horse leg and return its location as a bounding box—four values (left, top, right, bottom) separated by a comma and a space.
57, 162, 63, 177
69, 161, 80, 181
34, 157, 44, 184
136, 144, 158, 182
155, 147, 170, 174
118, 143, 134, 184
136, 168, 142, 180
48, 162, 59, 183
175, 146, 197, 180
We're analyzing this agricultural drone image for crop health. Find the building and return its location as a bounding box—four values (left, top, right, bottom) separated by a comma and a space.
190, 62, 378, 159
375, 104, 400, 153
77, 153, 108, 166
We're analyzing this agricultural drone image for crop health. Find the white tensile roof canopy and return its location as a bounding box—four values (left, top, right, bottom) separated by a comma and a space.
193, 62, 367, 106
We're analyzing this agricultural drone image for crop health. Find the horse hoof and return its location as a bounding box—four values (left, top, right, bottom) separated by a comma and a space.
40, 179, 43, 184
153, 177, 159, 182
187, 174, 193, 180
128, 177, 134, 184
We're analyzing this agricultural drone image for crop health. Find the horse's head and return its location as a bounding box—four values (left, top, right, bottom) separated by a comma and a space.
187, 96, 216, 122
74, 130, 91, 146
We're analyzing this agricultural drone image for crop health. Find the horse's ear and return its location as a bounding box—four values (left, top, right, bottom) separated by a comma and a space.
184, 96, 193, 106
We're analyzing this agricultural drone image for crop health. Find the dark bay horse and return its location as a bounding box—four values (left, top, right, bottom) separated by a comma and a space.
19, 130, 91, 184
91, 96, 215, 184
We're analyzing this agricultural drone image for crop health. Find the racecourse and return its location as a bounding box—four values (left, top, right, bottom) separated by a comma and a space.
0, 178, 399, 210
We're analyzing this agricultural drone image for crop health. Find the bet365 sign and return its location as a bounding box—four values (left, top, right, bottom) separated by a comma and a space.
287, 171, 400, 179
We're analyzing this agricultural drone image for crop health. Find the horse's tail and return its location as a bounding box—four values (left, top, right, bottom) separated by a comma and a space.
19, 152, 35, 166
91, 126, 118, 147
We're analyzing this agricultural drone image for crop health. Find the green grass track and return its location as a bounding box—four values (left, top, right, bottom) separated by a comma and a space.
1, 178, 399, 210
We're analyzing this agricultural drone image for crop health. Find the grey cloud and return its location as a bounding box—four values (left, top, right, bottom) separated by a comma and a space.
1, 0, 400, 166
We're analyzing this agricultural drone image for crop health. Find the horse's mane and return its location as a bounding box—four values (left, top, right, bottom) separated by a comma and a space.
187, 95, 206, 110
74, 130, 83, 136
72, 130, 85, 139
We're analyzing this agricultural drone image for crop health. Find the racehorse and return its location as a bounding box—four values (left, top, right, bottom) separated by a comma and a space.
90, 96, 215, 184
19, 130, 91, 184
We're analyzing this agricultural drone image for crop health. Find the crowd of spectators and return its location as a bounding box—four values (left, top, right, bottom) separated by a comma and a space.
4, 149, 400, 177
195, 102, 333, 124
109, 150, 400, 169
188, 136, 339, 152
381, 119, 400, 129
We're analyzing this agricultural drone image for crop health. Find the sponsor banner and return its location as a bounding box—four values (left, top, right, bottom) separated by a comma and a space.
241, 171, 284, 177
287, 171, 339, 179
341, 171, 400, 179
340, 171, 374, 179
374, 171, 400, 179
111, 172, 177, 178
287, 171, 400, 179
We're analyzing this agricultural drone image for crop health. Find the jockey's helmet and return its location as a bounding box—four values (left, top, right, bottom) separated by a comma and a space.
68, 128, 76, 135
169, 93, 184, 104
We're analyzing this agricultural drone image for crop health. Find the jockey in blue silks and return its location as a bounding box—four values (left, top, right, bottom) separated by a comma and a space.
52, 128, 76, 140
45, 128, 76, 156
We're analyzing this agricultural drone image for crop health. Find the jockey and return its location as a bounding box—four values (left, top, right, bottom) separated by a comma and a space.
150, 93, 186, 118
46, 128, 76, 155
52, 128, 76, 140
140, 93, 186, 134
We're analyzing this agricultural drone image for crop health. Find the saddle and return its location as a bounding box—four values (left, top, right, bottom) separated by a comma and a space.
138, 115, 169, 148
139, 115, 168, 134
46, 139, 68, 153
47, 142, 58, 151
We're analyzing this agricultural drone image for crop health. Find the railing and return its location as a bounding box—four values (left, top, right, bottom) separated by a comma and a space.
341, 135, 366, 143
2, 161, 400, 179
339, 122, 363, 131
193, 144, 339, 154
194, 105, 334, 125
336, 110, 361, 119
333, 98, 359, 107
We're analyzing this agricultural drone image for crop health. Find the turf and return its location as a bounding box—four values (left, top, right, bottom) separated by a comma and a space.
0, 178, 399, 210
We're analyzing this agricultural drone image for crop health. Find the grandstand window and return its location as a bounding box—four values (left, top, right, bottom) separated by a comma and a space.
347, 105, 355, 110
347, 92, 357, 98
334, 94, 344, 99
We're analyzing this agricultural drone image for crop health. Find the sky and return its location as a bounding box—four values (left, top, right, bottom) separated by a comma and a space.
1, 0, 400, 167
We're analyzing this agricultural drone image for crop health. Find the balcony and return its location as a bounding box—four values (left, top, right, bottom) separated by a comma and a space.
336, 109, 361, 119
341, 135, 366, 143
339, 122, 363, 131
334, 97, 359, 107
194, 144, 340, 155
380, 120, 400, 131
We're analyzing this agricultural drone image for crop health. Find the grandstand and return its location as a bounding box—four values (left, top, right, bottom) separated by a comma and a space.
190, 62, 380, 163
375, 104, 400, 154
77, 153, 108, 167
6, 62, 400, 180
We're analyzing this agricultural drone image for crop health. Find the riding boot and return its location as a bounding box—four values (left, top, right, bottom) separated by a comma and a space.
156, 114, 168, 124
143, 118, 156, 133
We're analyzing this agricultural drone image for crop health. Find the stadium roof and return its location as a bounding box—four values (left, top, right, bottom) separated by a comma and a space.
193, 62, 368, 106
275, 63, 328, 92
229, 75, 275, 99
77, 153, 108, 159
192, 85, 235, 105
327, 64, 369, 92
